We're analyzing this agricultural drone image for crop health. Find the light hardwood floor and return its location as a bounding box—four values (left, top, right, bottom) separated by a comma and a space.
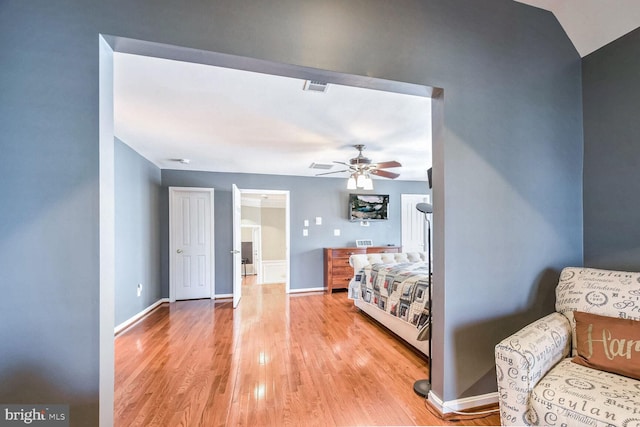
114, 279, 500, 426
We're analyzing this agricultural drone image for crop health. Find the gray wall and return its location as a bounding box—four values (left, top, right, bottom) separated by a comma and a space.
583, 27, 640, 270
0, 0, 584, 423
114, 139, 162, 327
422, 3, 583, 400
161, 170, 427, 294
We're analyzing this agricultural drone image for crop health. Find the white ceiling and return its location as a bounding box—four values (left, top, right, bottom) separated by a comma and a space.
515, 0, 640, 57
114, 53, 432, 182
114, 2, 640, 183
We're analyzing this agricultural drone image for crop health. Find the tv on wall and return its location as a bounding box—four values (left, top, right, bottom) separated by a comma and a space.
349, 194, 390, 221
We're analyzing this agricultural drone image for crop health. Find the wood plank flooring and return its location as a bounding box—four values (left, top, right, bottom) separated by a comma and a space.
114, 280, 500, 426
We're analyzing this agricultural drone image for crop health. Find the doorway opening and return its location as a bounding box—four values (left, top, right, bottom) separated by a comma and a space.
237, 189, 290, 295
100, 34, 441, 424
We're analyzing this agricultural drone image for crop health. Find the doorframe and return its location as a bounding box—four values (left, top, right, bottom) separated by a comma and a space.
168, 186, 216, 302
238, 189, 291, 293
99, 35, 439, 422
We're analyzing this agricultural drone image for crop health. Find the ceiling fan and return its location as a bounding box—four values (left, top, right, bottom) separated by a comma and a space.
316, 144, 401, 190
317, 144, 402, 179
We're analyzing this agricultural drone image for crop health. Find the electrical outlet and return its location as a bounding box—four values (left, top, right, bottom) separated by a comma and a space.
137, 283, 142, 297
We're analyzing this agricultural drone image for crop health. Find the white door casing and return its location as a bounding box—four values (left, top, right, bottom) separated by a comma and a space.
401, 194, 431, 253
232, 184, 242, 308
169, 187, 215, 301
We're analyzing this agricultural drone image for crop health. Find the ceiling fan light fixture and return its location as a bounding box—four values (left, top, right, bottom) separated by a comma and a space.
347, 175, 357, 190
355, 173, 374, 190
362, 175, 374, 190
320, 145, 395, 189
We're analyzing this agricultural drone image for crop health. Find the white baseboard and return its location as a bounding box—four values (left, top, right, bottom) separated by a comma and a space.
288, 286, 325, 294
428, 390, 498, 414
114, 298, 169, 335
215, 293, 233, 299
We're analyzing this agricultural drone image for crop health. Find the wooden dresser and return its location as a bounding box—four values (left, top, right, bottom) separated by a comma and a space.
323, 246, 402, 292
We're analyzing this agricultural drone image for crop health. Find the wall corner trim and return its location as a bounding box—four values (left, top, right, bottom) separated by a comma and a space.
427, 390, 499, 415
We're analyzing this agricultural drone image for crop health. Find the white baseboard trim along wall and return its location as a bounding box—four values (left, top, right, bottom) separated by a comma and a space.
288, 287, 325, 294
114, 298, 170, 335
428, 391, 498, 414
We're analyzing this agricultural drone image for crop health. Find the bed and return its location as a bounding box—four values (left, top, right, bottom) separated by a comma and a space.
348, 252, 430, 356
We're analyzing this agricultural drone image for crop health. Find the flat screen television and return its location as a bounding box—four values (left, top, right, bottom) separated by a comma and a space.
349, 194, 390, 221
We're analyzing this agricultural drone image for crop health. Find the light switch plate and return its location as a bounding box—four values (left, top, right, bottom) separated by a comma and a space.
333, 229, 341, 236
315, 217, 322, 225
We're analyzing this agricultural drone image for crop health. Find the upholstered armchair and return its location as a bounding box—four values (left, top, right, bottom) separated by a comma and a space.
495, 267, 640, 426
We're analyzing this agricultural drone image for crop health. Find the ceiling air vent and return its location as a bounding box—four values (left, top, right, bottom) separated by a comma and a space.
303, 80, 329, 93
309, 162, 334, 170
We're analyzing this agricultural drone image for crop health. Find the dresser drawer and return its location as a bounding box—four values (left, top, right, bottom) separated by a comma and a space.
331, 265, 355, 277
330, 248, 365, 259
330, 275, 352, 289
329, 257, 354, 269
366, 246, 401, 254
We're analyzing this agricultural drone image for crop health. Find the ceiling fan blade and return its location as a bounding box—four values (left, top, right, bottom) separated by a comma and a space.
371, 169, 400, 179
315, 169, 350, 176
374, 160, 401, 169
333, 161, 351, 166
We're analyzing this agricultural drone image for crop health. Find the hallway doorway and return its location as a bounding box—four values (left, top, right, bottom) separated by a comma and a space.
238, 189, 290, 293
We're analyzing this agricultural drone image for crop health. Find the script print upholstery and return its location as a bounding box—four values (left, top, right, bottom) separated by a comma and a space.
495, 313, 572, 426
530, 359, 640, 427
555, 267, 640, 355
496, 267, 640, 426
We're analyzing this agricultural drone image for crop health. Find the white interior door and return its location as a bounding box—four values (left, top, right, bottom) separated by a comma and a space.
401, 194, 431, 253
169, 187, 214, 301
232, 184, 242, 308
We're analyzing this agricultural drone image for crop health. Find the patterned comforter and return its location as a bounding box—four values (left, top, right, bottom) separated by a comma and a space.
350, 262, 430, 328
